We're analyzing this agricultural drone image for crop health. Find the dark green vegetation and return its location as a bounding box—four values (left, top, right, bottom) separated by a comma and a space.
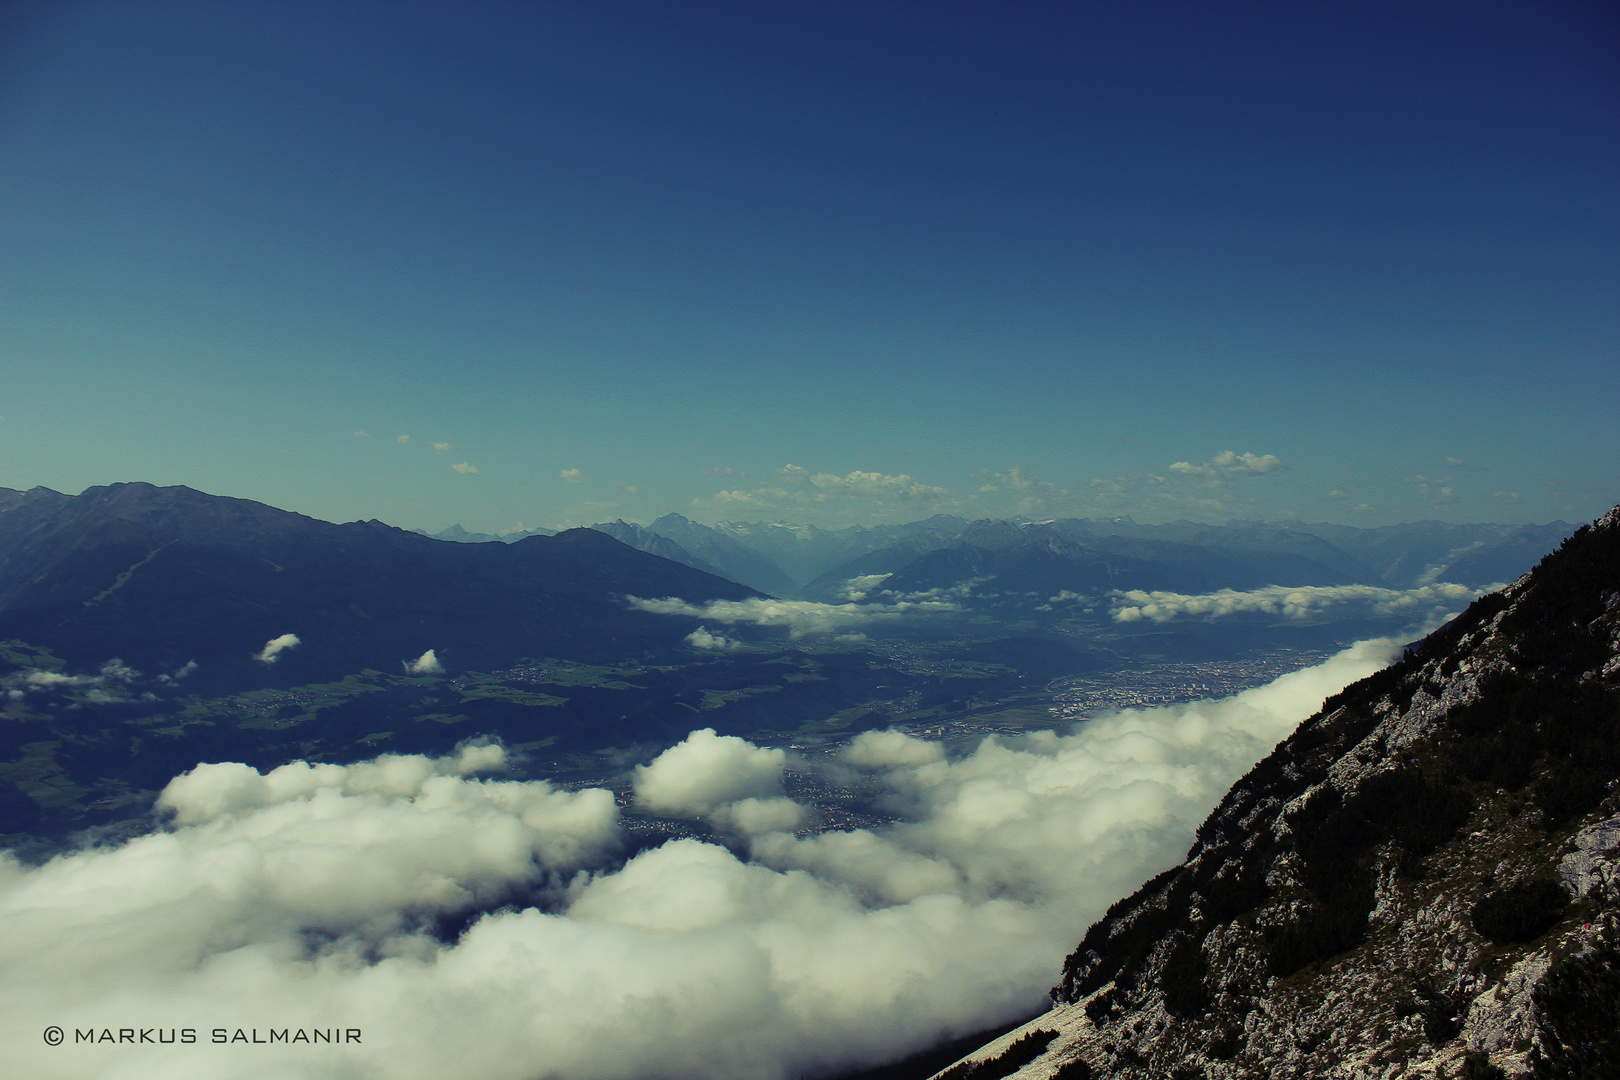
1048, 1056, 1096, 1079
822, 1016, 1038, 1080
1530, 918, 1620, 1079
1471, 879, 1572, 945
936, 1029, 1058, 1080
1463, 1050, 1510, 1080
1043, 509, 1620, 1075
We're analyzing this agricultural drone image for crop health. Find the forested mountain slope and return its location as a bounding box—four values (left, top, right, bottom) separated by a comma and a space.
0, 483, 756, 693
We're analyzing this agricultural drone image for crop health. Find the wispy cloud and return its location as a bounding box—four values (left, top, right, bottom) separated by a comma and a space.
629, 595, 957, 638
431, 441, 452, 453
560, 468, 585, 483
698, 465, 950, 524
0, 642, 1397, 1080
689, 451, 1288, 528
397, 434, 410, 444
11, 659, 187, 699
451, 462, 480, 475
1109, 582, 1483, 624
23, 670, 96, 688
1405, 473, 1457, 504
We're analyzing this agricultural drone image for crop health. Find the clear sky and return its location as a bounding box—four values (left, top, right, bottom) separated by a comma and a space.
1, 0, 1616, 532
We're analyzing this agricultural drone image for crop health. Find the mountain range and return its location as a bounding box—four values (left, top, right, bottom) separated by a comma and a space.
1, 482, 1614, 1076
0, 483, 755, 694
421, 512, 1570, 609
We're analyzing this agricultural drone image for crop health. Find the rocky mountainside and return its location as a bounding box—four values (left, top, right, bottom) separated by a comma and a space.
930, 508, 1620, 1080
0, 484, 757, 693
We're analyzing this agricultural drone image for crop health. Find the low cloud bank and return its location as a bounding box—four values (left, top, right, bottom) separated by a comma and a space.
629, 595, 957, 639
1110, 581, 1483, 624
0, 640, 1397, 1080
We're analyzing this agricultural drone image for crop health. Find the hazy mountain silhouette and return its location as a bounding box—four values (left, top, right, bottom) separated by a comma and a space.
0, 484, 757, 694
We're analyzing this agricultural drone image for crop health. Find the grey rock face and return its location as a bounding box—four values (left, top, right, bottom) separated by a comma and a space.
1559, 814, 1620, 902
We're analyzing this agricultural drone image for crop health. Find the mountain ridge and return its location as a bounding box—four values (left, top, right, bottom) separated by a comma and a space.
926, 507, 1620, 1079
0, 483, 759, 693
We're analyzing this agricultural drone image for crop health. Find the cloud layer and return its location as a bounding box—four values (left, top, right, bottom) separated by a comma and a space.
1109, 582, 1483, 624
629, 595, 957, 638
0, 640, 1397, 1080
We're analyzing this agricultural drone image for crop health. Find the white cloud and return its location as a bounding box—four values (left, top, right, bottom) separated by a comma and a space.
98, 659, 140, 683
353, 429, 368, 438
630, 595, 956, 638
694, 465, 953, 527
397, 434, 410, 444
157, 660, 199, 684
1168, 450, 1282, 481
23, 670, 95, 688
1110, 581, 1483, 624
405, 649, 444, 675
975, 465, 1062, 498
1493, 491, 1522, 504
693, 453, 1293, 529
0, 642, 1395, 1080
560, 468, 585, 483
799, 466, 950, 502
841, 729, 945, 769
684, 626, 744, 651
431, 442, 452, 453
451, 462, 480, 475
253, 633, 301, 664
633, 728, 787, 817
1404, 473, 1457, 504
1329, 489, 1349, 500
711, 797, 807, 835
16, 659, 168, 694
838, 574, 892, 602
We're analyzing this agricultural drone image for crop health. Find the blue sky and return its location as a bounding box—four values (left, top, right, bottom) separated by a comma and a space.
1, 0, 1616, 531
